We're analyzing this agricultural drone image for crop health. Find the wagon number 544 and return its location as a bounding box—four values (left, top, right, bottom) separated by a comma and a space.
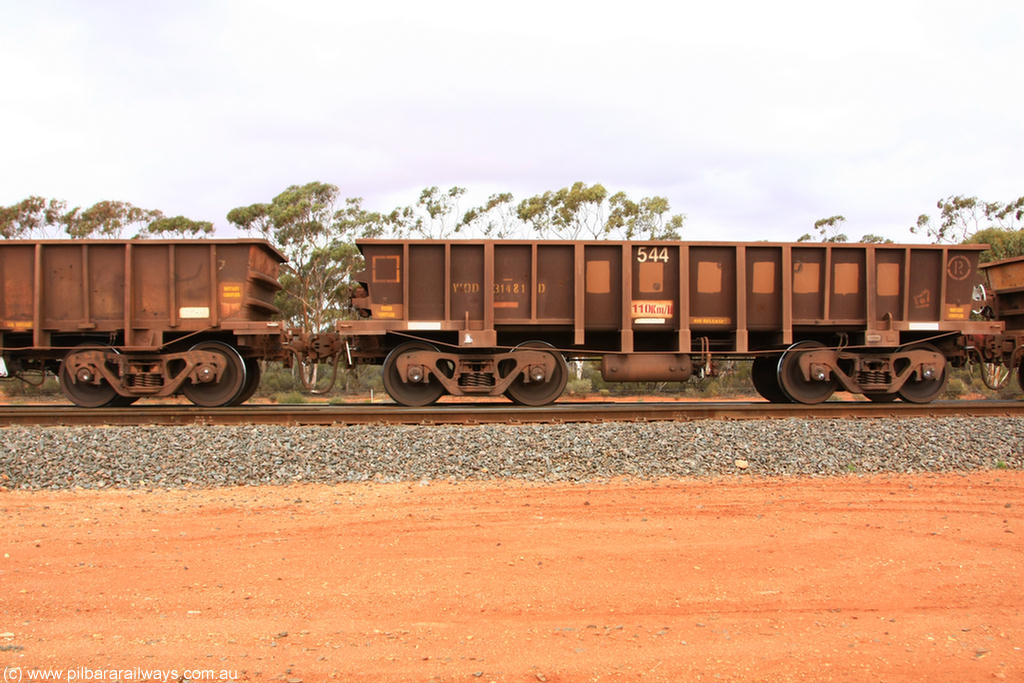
636, 246, 670, 263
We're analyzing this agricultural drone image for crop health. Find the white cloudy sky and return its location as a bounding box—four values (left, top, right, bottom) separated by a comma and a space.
2, 0, 1022, 241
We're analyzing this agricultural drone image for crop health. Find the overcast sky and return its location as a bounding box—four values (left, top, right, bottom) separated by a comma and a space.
2, 0, 1022, 242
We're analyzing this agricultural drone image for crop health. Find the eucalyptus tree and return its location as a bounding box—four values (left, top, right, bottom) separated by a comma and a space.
798, 215, 848, 243
460, 192, 520, 238
516, 182, 609, 239
0, 196, 212, 239
227, 181, 373, 334
516, 183, 685, 241
605, 192, 685, 240
912, 195, 1024, 245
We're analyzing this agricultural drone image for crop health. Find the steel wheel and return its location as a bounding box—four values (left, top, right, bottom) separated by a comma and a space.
504, 341, 568, 406
382, 341, 446, 406
181, 341, 247, 407
229, 358, 262, 406
59, 346, 120, 408
777, 340, 835, 404
1019, 361, 1024, 393
897, 343, 948, 404
751, 354, 790, 403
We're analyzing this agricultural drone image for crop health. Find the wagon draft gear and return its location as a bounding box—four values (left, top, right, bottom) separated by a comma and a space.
284, 329, 346, 394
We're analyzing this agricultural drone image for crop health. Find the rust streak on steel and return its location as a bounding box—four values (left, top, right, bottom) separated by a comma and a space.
0, 401, 1022, 426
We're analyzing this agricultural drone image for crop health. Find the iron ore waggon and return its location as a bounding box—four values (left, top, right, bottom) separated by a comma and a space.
345, 239, 1011, 406
0, 239, 287, 406
980, 254, 1024, 388
2, 237, 1020, 408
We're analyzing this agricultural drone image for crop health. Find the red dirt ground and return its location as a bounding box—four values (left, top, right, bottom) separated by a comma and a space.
2, 472, 1023, 682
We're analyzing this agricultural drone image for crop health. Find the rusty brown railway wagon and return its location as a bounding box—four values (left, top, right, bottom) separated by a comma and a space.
344, 239, 1007, 406
0, 239, 286, 407
979, 255, 1024, 391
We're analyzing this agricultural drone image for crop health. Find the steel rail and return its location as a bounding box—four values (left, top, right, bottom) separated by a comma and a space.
0, 400, 1021, 426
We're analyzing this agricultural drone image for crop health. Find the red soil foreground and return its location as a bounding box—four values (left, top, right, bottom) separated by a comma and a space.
1, 472, 1022, 682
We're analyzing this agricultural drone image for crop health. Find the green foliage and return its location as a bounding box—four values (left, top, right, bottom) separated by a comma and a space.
415, 185, 467, 238
513, 182, 685, 240
461, 193, 518, 238
0, 375, 60, 399
683, 360, 753, 397
271, 390, 308, 404
143, 215, 214, 238
912, 194, 1024, 245
0, 196, 211, 239
0, 196, 69, 238
944, 377, 966, 399
800, 219, 891, 245
606, 193, 684, 240
943, 365, 1020, 400
63, 201, 162, 238
516, 182, 609, 239
811, 215, 848, 243
369, 186, 469, 239
223, 202, 273, 236
227, 182, 372, 332
282, 181, 690, 242
574, 359, 754, 398
253, 363, 300, 396
252, 361, 383, 400
801, 217, 895, 244
565, 377, 593, 396
965, 227, 1024, 263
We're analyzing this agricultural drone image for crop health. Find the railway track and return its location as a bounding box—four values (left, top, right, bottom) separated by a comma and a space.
0, 400, 1022, 426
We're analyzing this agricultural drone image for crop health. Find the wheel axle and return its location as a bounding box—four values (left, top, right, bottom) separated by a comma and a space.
406, 364, 425, 383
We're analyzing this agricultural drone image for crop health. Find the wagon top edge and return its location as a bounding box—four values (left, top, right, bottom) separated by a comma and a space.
355, 238, 991, 251
0, 238, 286, 261
979, 254, 1024, 269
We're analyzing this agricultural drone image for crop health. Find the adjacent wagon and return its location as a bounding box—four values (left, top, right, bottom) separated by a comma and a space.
0, 239, 285, 406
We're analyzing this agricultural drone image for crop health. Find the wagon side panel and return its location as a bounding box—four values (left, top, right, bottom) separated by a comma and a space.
535, 244, 574, 322
0, 244, 38, 335
745, 246, 782, 331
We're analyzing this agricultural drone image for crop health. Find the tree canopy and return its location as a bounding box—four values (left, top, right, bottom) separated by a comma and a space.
798, 215, 848, 243
965, 227, 1024, 263
227, 182, 386, 332
912, 194, 1024, 244
797, 215, 893, 244
460, 192, 518, 238
0, 196, 212, 239
605, 192, 685, 240
912, 194, 1024, 261
512, 182, 684, 240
